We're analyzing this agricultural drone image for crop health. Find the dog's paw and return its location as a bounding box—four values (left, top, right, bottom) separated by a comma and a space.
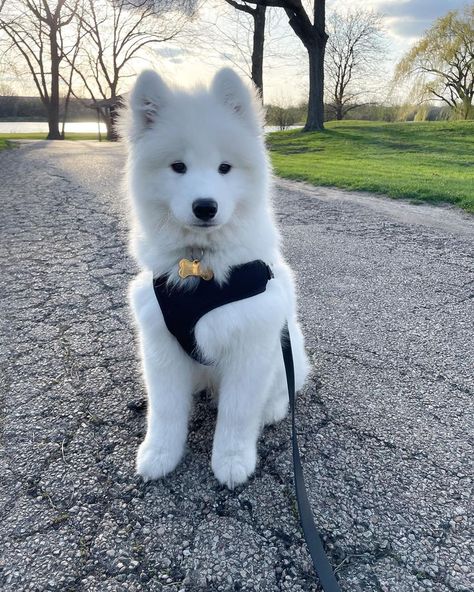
212, 447, 256, 489
136, 440, 183, 482
262, 394, 289, 426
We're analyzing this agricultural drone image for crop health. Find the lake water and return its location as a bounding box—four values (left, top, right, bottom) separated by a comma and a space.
0, 121, 301, 135
0, 121, 107, 134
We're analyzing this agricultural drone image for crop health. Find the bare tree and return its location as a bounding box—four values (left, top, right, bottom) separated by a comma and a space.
66, 0, 194, 140
266, 93, 303, 129
240, 0, 327, 131
395, 6, 474, 120
0, 0, 79, 139
60, 10, 85, 137
223, 1, 266, 100
0, 82, 18, 118
199, 2, 292, 106
0, 82, 15, 95
325, 9, 384, 120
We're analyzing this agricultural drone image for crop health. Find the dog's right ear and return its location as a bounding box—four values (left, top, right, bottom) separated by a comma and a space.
129, 70, 169, 131
211, 68, 263, 133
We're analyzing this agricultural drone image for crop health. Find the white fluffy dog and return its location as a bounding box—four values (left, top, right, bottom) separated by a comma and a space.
125, 68, 309, 488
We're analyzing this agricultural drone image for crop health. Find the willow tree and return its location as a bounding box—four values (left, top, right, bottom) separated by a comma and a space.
395, 6, 474, 120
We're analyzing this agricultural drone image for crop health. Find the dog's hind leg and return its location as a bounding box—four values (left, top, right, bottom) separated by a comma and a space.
287, 318, 310, 392
262, 365, 288, 426
262, 320, 309, 426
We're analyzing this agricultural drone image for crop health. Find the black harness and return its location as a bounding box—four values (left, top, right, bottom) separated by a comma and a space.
153, 260, 273, 364
152, 259, 341, 592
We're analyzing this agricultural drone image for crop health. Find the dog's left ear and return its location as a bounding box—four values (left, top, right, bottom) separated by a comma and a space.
211, 68, 263, 132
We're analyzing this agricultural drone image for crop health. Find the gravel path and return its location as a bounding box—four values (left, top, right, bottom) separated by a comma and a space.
1, 140, 473, 592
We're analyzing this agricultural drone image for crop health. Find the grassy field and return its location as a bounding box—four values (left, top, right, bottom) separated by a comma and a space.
0, 132, 100, 149
1, 123, 473, 212
267, 120, 474, 213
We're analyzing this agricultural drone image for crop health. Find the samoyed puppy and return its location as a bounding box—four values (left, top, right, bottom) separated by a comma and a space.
125, 68, 309, 488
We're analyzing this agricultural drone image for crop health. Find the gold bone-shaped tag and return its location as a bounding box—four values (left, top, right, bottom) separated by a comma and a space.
178, 258, 214, 281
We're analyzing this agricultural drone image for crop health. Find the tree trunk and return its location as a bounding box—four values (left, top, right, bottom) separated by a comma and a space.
285, 0, 328, 133
61, 87, 73, 138
47, 26, 62, 140
304, 41, 326, 131
106, 120, 114, 141
101, 110, 113, 141
462, 97, 472, 120
251, 4, 266, 101
47, 105, 62, 140
104, 107, 120, 141
335, 101, 343, 120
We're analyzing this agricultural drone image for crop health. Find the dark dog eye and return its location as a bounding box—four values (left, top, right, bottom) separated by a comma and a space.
171, 162, 187, 174
218, 163, 232, 175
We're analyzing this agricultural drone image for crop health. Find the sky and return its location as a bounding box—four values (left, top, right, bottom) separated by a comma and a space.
150, 0, 471, 104
1, 0, 470, 103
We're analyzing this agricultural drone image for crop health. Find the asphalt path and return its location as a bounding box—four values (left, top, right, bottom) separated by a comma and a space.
1, 140, 473, 592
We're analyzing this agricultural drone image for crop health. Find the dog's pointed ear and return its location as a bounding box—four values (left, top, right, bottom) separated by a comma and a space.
130, 70, 170, 130
211, 68, 263, 131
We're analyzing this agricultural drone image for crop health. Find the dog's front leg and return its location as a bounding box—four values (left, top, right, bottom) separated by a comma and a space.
212, 344, 277, 488
136, 350, 194, 481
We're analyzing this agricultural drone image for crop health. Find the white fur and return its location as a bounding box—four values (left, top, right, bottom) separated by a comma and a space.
125, 68, 309, 488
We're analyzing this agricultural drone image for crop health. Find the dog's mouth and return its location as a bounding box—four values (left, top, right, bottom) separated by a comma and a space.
189, 222, 219, 230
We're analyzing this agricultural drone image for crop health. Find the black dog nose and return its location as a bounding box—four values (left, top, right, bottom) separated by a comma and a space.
192, 199, 218, 221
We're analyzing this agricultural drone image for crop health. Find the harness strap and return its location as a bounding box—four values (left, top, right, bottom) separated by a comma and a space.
153, 260, 273, 365
281, 324, 342, 592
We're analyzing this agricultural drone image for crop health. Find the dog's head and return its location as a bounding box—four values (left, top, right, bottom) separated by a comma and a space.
125, 68, 268, 239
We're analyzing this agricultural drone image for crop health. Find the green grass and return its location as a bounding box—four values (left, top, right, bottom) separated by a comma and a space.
267, 120, 474, 213
0, 132, 101, 148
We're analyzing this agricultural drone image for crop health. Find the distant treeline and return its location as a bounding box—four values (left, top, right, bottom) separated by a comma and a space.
0, 96, 96, 121
265, 102, 454, 129
1, 95, 453, 127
